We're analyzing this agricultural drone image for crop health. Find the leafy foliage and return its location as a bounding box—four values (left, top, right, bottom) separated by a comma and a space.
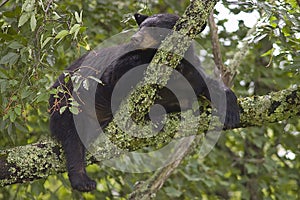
0, 0, 299, 199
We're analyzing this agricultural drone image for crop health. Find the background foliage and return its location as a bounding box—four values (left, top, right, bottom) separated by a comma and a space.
0, 0, 299, 199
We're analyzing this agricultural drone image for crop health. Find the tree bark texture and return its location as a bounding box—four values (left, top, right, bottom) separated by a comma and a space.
1, 86, 299, 187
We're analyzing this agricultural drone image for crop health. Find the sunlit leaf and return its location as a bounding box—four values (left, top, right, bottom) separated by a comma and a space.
18, 12, 31, 27
55, 30, 69, 39
74, 11, 82, 23
30, 14, 37, 31
8, 41, 24, 49
164, 186, 182, 197
22, 0, 35, 12
14, 105, 22, 116
9, 110, 16, 122
41, 37, 53, 49
261, 48, 274, 57
59, 106, 67, 114
69, 106, 79, 115
0, 52, 19, 65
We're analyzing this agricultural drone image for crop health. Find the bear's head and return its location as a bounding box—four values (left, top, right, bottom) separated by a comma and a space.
131, 13, 179, 49
131, 13, 206, 49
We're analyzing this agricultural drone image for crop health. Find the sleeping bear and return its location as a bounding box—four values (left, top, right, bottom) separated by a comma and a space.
49, 13, 240, 192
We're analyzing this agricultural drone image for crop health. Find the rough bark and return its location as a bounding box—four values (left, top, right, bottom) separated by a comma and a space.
1, 86, 299, 187
1, 1, 299, 199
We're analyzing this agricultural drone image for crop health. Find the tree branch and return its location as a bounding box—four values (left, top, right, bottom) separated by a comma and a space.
0, 0, 9, 7
208, 11, 229, 86
114, 0, 216, 127
1, 86, 299, 187
226, 25, 256, 86
128, 136, 198, 200
1, 1, 299, 199
133, 10, 261, 198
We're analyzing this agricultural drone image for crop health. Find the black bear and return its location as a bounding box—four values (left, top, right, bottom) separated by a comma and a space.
49, 13, 240, 192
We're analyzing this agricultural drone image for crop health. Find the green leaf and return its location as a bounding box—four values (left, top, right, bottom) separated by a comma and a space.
30, 14, 37, 31
69, 99, 79, 107
22, 0, 35, 12
282, 26, 291, 37
269, 16, 278, 28
21, 89, 32, 99
30, 181, 45, 196
9, 80, 18, 87
53, 11, 61, 20
3, 8, 21, 18
0, 70, 8, 79
245, 163, 258, 174
74, 11, 82, 23
55, 30, 69, 39
9, 110, 16, 122
15, 122, 28, 132
18, 12, 31, 27
41, 36, 53, 49
14, 105, 22, 116
59, 106, 67, 114
8, 41, 24, 49
286, 0, 298, 8
261, 48, 274, 57
0, 52, 19, 65
164, 187, 182, 197
69, 24, 81, 39
36, 93, 49, 103
69, 106, 79, 115
0, 79, 8, 93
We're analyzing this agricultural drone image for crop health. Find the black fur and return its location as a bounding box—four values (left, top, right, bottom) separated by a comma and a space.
49, 13, 240, 192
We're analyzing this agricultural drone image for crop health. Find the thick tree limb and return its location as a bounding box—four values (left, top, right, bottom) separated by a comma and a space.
101, 0, 217, 155
1, 0, 300, 191
1, 2, 299, 199
0, 0, 218, 193
0, 86, 299, 187
129, 9, 262, 198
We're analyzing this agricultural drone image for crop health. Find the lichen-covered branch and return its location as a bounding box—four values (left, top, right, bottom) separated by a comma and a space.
0, 86, 299, 187
1, 0, 300, 190
103, 0, 217, 153
129, 85, 300, 200
1, 1, 299, 197
116, 0, 217, 126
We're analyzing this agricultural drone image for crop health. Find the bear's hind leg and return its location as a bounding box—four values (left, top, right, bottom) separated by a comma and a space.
64, 133, 96, 192
50, 110, 96, 192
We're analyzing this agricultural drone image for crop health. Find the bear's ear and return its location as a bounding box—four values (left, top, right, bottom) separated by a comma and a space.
134, 13, 148, 26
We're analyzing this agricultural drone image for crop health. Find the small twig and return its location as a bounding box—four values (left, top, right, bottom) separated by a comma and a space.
45, 0, 54, 13
226, 25, 256, 86
227, 1, 255, 6
128, 136, 198, 200
0, 0, 10, 7
208, 11, 231, 87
